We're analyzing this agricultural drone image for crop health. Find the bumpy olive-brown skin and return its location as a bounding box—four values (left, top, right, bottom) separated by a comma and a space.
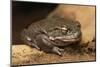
21, 14, 82, 55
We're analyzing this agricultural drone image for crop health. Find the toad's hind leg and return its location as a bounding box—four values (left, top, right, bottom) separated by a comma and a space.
21, 29, 40, 50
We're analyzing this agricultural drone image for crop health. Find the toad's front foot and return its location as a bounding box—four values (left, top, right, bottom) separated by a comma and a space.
52, 47, 64, 56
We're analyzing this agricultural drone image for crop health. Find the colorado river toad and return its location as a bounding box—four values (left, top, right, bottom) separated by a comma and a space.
21, 14, 82, 55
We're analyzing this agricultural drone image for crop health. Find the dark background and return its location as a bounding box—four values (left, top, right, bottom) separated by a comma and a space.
12, 1, 58, 44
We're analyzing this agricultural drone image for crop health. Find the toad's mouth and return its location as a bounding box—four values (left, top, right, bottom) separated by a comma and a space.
54, 35, 81, 42
50, 35, 81, 46
49, 32, 81, 42
49, 35, 81, 46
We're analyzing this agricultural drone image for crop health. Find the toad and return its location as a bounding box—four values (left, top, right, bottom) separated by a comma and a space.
21, 14, 82, 56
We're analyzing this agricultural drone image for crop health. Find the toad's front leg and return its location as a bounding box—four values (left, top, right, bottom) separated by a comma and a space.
36, 34, 64, 56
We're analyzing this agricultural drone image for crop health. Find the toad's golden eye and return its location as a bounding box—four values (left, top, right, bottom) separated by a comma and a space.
61, 27, 68, 31
61, 25, 68, 31
61, 26, 69, 35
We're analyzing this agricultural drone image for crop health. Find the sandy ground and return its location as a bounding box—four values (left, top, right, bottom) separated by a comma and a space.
12, 44, 95, 66
12, 4, 96, 66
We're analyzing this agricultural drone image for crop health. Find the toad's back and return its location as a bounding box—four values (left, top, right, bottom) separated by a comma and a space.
27, 14, 75, 36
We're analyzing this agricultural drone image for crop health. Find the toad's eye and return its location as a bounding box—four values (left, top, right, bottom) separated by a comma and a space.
61, 27, 68, 31
61, 26, 69, 35
61, 25, 69, 31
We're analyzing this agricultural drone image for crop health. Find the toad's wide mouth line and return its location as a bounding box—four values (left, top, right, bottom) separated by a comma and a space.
52, 36, 81, 42
60, 37, 81, 42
